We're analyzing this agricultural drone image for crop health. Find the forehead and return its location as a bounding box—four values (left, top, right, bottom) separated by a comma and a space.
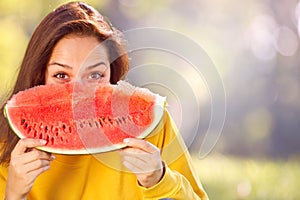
50, 35, 109, 67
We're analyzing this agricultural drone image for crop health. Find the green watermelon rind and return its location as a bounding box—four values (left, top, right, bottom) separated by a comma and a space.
4, 94, 166, 155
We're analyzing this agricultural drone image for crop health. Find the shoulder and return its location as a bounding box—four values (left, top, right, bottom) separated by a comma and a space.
146, 108, 186, 152
147, 108, 180, 140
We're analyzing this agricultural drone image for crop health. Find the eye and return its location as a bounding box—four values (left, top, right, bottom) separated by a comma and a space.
53, 72, 70, 80
88, 71, 103, 80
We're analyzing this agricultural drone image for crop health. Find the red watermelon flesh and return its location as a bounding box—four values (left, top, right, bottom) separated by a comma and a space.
4, 81, 166, 154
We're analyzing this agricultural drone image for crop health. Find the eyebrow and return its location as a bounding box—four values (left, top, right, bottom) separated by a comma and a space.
48, 62, 106, 70
85, 62, 106, 70
48, 62, 72, 69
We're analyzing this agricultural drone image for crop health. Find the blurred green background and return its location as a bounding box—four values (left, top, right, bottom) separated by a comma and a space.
1, 0, 300, 199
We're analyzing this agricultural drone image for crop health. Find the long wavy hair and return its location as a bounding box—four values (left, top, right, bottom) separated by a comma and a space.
0, 1, 129, 165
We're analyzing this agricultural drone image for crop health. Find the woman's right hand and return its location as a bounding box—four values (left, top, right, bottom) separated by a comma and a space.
5, 138, 55, 200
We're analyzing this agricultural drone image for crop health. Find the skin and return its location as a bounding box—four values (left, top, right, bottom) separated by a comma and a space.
6, 35, 163, 199
121, 138, 164, 188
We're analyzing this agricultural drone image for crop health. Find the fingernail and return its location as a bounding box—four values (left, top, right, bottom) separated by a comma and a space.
50, 155, 56, 160
40, 139, 47, 145
123, 138, 131, 143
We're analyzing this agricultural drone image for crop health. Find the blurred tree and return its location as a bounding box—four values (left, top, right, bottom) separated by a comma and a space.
268, 0, 300, 157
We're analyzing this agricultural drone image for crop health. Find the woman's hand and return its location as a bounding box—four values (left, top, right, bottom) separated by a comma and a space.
5, 138, 55, 200
120, 138, 164, 188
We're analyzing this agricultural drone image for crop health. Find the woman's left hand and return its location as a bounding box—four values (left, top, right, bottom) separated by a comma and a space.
119, 138, 164, 188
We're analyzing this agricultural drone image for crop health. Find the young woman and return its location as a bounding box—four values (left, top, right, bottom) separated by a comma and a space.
0, 1, 208, 199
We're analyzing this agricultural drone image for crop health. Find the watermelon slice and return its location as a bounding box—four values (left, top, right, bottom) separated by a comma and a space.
4, 81, 166, 154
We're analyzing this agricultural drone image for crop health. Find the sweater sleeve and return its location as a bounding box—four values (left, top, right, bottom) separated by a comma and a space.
139, 166, 205, 200
141, 109, 209, 200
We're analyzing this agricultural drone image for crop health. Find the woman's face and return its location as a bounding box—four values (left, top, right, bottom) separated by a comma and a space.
45, 35, 110, 85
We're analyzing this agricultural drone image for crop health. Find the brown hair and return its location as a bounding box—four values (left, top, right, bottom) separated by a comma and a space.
0, 1, 129, 165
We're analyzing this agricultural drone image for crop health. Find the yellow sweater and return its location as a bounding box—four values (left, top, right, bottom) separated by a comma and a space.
0, 110, 208, 199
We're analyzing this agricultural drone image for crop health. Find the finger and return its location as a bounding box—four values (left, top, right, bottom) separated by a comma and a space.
120, 146, 145, 154
9, 151, 53, 170
119, 147, 151, 162
122, 159, 145, 174
29, 148, 55, 160
123, 138, 159, 153
12, 138, 47, 156
122, 154, 162, 174
120, 148, 156, 169
27, 164, 51, 182
21, 150, 54, 165
120, 149, 148, 162
31, 148, 55, 161
24, 159, 51, 174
